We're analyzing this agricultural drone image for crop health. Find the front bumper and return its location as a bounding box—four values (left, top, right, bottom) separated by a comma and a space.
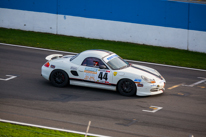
136, 80, 165, 96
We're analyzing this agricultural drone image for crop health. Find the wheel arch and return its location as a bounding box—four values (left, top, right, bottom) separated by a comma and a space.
49, 69, 70, 81
116, 78, 136, 92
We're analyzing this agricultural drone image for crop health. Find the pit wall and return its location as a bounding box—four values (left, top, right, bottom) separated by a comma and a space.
0, 0, 205, 53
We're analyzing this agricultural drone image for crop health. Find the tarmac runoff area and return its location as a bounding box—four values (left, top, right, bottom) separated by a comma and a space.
0, 43, 206, 137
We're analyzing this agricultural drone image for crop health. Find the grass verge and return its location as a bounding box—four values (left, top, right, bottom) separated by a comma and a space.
0, 122, 89, 137
0, 28, 206, 70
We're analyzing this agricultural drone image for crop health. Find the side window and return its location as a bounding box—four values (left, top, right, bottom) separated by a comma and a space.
81, 57, 108, 69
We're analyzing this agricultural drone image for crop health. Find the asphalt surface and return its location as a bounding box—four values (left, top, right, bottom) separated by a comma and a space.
0, 44, 206, 137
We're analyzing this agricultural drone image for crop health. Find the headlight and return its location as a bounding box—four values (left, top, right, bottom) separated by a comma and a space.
141, 75, 156, 83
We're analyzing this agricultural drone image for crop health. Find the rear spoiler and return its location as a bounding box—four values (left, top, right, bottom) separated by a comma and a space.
45, 54, 63, 61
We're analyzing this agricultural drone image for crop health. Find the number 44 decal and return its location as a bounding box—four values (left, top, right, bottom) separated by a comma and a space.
98, 72, 108, 81
97, 71, 110, 83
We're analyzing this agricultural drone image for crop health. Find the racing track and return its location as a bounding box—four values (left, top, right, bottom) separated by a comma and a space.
0, 44, 206, 137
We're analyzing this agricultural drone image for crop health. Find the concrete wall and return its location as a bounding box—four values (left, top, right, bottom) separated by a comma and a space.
0, 0, 205, 53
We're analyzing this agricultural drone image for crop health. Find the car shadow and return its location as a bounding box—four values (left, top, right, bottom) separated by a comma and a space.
39, 80, 162, 102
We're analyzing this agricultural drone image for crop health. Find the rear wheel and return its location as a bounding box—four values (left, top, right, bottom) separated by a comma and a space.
50, 70, 69, 87
118, 79, 136, 96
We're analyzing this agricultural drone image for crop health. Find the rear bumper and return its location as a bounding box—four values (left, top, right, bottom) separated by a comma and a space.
41, 65, 52, 81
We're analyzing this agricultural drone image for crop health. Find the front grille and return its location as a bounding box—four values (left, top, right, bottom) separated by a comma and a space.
150, 88, 159, 92
150, 88, 163, 92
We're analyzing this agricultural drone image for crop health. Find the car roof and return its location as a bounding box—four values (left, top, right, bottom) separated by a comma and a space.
71, 49, 115, 65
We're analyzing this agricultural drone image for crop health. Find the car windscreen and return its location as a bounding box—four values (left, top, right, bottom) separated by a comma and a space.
105, 56, 129, 70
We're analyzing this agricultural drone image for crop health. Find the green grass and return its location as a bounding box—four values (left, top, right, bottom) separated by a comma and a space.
0, 28, 206, 70
0, 122, 88, 137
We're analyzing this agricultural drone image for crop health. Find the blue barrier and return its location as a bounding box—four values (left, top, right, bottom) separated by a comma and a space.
0, 0, 206, 53
189, 3, 206, 31
0, 0, 57, 14
0, 0, 205, 31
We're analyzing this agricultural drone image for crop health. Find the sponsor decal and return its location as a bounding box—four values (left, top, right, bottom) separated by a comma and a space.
137, 84, 143, 87
84, 67, 98, 74
84, 75, 95, 81
103, 54, 118, 63
50, 65, 55, 68
84, 67, 98, 81
113, 72, 117, 76
84, 68, 110, 83
98, 69, 107, 72
70, 66, 77, 71
106, 70, 110, 73
106, 54, 118, 61
134, 79, 141, 82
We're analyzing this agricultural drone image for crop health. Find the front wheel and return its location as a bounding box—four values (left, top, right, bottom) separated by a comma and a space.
50, 70, 69, 87
118, 79, 136, 96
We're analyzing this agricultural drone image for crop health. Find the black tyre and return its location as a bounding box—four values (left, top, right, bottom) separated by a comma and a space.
118, 79, 136, 96
50, 70, 69, 87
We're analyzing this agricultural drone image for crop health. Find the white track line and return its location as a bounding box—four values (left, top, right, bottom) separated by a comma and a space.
1, 42, 206, 72
0, 119, 111, 137
126, 59, 206, 72
0, 43, 76, 54
183, 77, 206, 87
0, 75, 17, 81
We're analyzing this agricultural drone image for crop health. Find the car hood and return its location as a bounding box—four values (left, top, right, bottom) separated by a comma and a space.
121, 64, 164, 81
132, 64, 160, 75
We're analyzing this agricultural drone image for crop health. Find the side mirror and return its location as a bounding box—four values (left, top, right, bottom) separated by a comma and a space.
99, 65, 107, 69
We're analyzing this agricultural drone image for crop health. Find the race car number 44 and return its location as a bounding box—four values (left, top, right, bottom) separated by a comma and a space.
97, 71, 110, 83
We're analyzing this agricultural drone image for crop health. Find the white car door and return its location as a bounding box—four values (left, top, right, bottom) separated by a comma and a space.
77, 57, 115, 90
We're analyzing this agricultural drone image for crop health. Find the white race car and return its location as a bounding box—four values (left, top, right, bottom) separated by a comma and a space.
41, 50, 166, 96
